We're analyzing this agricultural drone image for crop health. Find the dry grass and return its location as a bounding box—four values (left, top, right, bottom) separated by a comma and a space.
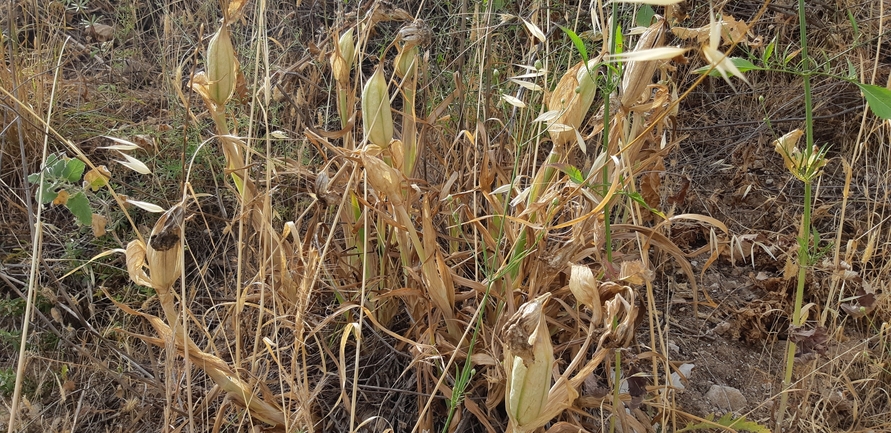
2, 1, 891, 432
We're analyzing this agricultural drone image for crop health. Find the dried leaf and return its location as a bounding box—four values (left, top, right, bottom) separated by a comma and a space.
611, 46, 687, 62
840, 286, 877, 318
115, 152, 152, 174
100, 136, 140, 151
52, 189, 70, 205
721, 14, 748, 45
502, 93, 527, 108
510, 79, 543, 92
522, 18, 547, 43
126, 199, 165, 213
227, 0, 250, 22
87, 23, 114, 41
125, 240, 152, 287
83, 165, 111, 191
91, 213, 107, 237
207, 24, 238, 107
619, 260, 652, 286
672, 26, 710, 43
569, 264, 602, 323
790, 326, 829, 360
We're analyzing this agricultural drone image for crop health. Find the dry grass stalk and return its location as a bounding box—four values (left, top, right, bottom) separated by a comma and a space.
119, 204, 288, 428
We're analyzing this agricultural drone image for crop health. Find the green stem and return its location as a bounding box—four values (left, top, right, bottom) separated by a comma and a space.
602, 5, 619, 265
777, 1, 813, 428
609, 348, 622, 433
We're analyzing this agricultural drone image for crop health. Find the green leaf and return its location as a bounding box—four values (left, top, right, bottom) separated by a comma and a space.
48, 155, 67, 178
762, 37, 775, 65
636, 4, 655, 27
857, 83, 891, 120
62, 158, 86, 183
27, 173, 40, 184
846, 9, 860, 41
558, 25, 588, 63
66, 192, 92, 225
39, 182, 58, 205
614, 25, 624, 55
694, 57, 763, 77
625, 191, 665, 219
678, 412, 770, 432
553, 163, 585, 185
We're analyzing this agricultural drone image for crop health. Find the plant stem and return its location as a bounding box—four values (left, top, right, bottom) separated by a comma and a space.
602, 4, 619, 264
777, 0, 813, 429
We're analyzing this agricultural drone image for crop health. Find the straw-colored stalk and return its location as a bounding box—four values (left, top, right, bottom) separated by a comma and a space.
121, 204, 287, 427
360, 148, 458, 337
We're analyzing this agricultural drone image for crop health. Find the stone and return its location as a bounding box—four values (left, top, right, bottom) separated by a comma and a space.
705, 384, 747, 413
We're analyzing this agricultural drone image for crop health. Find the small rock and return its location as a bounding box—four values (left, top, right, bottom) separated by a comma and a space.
705, 385, 747, 413
670, 363, 695, 391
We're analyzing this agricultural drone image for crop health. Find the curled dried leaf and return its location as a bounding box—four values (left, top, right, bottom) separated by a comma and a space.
125, 240, 152, 287
360, 150, 403, 206
569, 264, 602, 323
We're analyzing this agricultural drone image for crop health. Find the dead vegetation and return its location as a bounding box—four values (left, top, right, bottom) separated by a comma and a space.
2, 1, 891, 432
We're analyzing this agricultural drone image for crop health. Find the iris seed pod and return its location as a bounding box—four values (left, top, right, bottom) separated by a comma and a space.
362, 67, 394, 148
207, 24, 237, 107
330, 29, 354, 83
503, 293, 554, 431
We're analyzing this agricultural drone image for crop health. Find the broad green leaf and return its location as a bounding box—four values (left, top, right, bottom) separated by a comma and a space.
48, 155, 67, 178
66, 192, 92, 225
694, 57, 763, 77
846, 59, 857, 80
558, 25, 588, 63
44, 153, 60, 171
27, 173, 40, 184
847, 9, 860, 41
39, 182, 58, 204
636, 4, 656, 27
62, 158, 86, 183
614, 25, 624, 55
857, 83, 891, 120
